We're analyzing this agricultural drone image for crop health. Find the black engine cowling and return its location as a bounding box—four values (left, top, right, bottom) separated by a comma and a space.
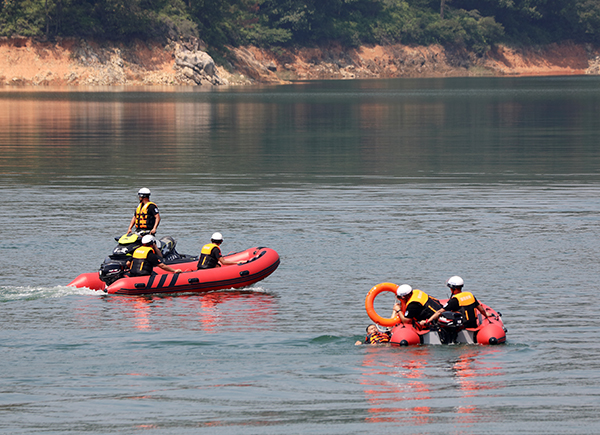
99, 258, 128, 285
435, 311, 465, 344
99, 234, 192, 285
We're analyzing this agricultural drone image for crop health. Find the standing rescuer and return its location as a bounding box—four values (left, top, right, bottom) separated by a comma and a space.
127, 187, 160, 235
419, 276, 489, 328
129, 235, 182, 276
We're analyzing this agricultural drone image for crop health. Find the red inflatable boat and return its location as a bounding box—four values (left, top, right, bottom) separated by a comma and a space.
365, 282, 507, 346
68, 247, 280, 295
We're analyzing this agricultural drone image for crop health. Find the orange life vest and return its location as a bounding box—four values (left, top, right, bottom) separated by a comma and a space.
365, 332, 390, 344
135, 201, 157, 230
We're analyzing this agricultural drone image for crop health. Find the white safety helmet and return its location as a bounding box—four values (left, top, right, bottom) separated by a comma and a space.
396, 284, 413, 298
138, 187, 151, 197
142, 235, 156, 245
446, 275, 464, 289
211, 232, 223, 242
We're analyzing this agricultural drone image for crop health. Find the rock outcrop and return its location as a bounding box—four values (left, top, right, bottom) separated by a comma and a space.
175, 47, 224, 85
586, 43, 600, 75
227, 47, 286, 84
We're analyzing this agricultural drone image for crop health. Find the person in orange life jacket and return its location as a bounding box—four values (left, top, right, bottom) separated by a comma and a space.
419, 276, 489, 328
355, 324, 391, 345
129, 235, 182, 277
392, 284, 443, 324
127, 187, 160, 236
197, 232, 241, 269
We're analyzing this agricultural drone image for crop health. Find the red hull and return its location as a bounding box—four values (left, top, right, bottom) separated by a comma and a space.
68, 247, 280, 295
388, 300, 506, 346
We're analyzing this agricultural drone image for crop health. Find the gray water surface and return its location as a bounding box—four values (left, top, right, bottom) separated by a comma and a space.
1, 77, 599, 434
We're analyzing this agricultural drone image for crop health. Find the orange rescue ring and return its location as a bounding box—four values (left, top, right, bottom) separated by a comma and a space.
365, 282, 402, 327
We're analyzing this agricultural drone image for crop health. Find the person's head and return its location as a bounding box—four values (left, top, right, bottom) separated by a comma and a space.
396, 284, 413, 301
138, 187, 151, 201
211, 232, 224, 245
142, 234, 156, 246
446, 275, 464, 294
366, 324, 379, 335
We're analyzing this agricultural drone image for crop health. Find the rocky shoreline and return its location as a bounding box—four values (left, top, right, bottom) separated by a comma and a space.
1, 37, 599, 87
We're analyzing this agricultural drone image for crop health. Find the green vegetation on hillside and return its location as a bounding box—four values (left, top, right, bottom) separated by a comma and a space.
1, 0, 599, 54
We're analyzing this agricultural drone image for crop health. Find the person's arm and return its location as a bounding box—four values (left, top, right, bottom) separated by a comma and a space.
419, 298, 458, 326
392, 302, 410, 324
127, 215, 136, 234
151, 241, 163, 259
420, 307, 445, 326
149, 251, 177, 272
217, 247, 242, 266
219, 256, 241, 266
476, 304, 489, 319
158, 263, 181, 273
150, 212, 160, 235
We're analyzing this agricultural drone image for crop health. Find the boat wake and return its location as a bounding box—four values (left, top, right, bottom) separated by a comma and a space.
0, 285, 97, 302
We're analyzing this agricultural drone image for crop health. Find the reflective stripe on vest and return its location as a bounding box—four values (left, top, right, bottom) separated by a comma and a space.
454, 291, 476, 307
198, 243, 221, 268
131, 245, 155, 275
135, 202, 156, 229
133, 245, 154, 259
200, 243, 220, 256
453, 291, 477, 323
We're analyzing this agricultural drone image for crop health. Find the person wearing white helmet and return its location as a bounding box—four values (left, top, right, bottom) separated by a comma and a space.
197, 232, 240, 269
129, 235, 182, 277
419, 276, 489, 328
392, 283, 443, 325
127, 187, 161, 235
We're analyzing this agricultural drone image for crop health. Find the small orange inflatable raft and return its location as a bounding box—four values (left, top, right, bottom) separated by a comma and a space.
365, 282, 507, 346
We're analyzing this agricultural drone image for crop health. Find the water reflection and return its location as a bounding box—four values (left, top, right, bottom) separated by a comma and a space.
96, 290, 277, 331
450, 348, 505, 397
361, 347, 433, 425
3, 78, 600, 182
361, 347, 505, 427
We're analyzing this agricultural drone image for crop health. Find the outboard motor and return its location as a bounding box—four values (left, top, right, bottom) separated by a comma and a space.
99, 234, 142, 285
436, 311, 465, 344
98, 234, 191, 285
159, 236, 187, 262
99, 258, 128, 285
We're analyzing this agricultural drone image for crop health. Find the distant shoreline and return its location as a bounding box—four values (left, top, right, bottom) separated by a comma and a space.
0, 37, 598, 87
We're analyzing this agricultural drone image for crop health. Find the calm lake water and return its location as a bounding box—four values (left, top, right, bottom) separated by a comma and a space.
1, 76, 600, 434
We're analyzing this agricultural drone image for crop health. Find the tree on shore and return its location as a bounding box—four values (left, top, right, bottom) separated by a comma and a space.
441, 0, 448, 19
0, 0, 598, 52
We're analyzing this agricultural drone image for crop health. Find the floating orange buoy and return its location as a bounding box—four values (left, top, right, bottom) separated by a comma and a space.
365, 282, 402, 327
